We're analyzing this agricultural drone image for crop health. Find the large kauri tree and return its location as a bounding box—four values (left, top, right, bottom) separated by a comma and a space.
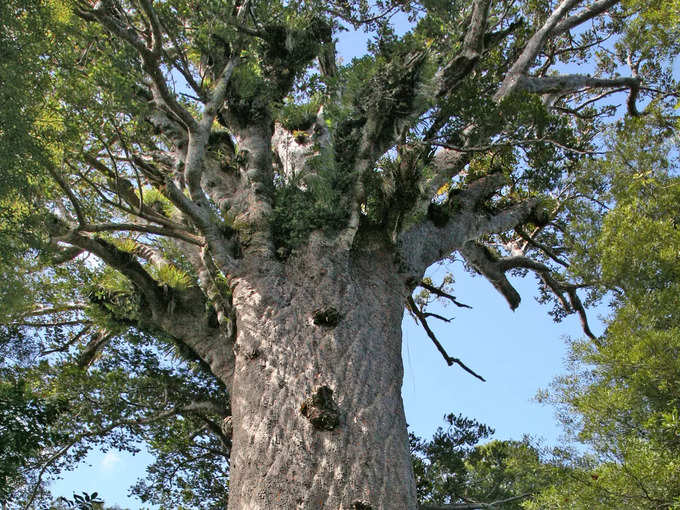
1, 0, 677, 508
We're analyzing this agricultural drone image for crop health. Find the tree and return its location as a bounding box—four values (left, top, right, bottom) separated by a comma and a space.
1, 0, 677, 508
411, 414, 550, 509
46, 492, 105, 510
527, 118, 680, 510
0, 372, 67, 503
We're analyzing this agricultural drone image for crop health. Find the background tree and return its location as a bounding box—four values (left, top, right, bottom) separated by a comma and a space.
526, 117, 680, 510
1, 0, 678, 508
412, 414, 551, 509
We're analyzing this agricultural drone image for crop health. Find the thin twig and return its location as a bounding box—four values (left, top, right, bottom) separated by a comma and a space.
419, 281, 473, 309
408, 296, 486, 382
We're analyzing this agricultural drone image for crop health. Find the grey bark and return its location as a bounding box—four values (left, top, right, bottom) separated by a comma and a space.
226, 235, 417, 510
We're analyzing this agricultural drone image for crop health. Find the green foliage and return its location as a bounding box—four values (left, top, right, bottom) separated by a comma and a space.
277, 100, 321, 132
0, 0, 69, 312
530, 119, 680, 509
85, 268, 142, 328
411, 414, 551, 508
271, 155, 354, 251
149, 263, 193, 291
0, 371, 67, 503
2, 329, 229, 508
47, 492, 105, 510
412, 413, 494, 505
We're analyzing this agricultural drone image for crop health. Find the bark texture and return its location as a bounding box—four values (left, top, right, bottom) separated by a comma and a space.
227, 235, 416, 510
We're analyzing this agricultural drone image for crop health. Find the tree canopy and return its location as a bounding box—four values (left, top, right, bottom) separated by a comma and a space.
1, 0, 679, 507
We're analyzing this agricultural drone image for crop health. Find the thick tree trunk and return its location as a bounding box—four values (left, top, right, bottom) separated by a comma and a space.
226, 236, 417, 509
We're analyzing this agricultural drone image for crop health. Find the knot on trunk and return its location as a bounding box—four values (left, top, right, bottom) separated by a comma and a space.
245, 347, 260, 360
312, 306, 341, 327
300, 385, 340, 431
352, 502, 372, 510
427, 202, 449, 227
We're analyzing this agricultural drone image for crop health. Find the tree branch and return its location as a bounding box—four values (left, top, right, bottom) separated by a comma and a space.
79, 222, 204, 246
40, 325, 92, 357
397, 174, 537, 277
161, 177, 239, 272
419, 281, 473, 309
436, 0, 491, 95
461, 245, 598, 340
79, 154, 184, 229
47, 165, 86, 225
137, 0, 163, 55
515, 226, 569, 267
76, 329, 113, 369
13, 303, 88, 319
78, 2, 197, 129
494, 0, 581, 101
407, 296, 486, 381
516, 74, 640, 99
49, 247, 85, 266
197, 246, 236, 339
460, 241, 522, 310
51, 224, 166, 312
551, 0, 621, 36
421, 147, 472, 206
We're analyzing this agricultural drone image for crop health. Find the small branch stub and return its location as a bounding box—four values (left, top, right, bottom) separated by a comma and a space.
300, 385, 340, 431
312, 306, 341, 327
221, 416, 233, 438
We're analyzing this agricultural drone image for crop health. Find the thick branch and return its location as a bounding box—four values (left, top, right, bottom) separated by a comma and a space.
182, 400, 229, 418
494, 0, 581, 100
397, 175, 537, 277
460, 241, 522, 310
182, 55, 239, 218
421, 147, 471, 206
436, 0, 491, 95
516, 74, 641, 97
46, 222, 235, 377
77, 329, 113, 369
137, 0, 163, 54
551, 0, 621, 36
162, 178, 239, 272
197, 247, 236, 340
462, 246, 598, 340
55, 229, 166, 312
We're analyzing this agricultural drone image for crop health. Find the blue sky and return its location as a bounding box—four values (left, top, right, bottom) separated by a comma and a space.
49, 10, 609, 509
